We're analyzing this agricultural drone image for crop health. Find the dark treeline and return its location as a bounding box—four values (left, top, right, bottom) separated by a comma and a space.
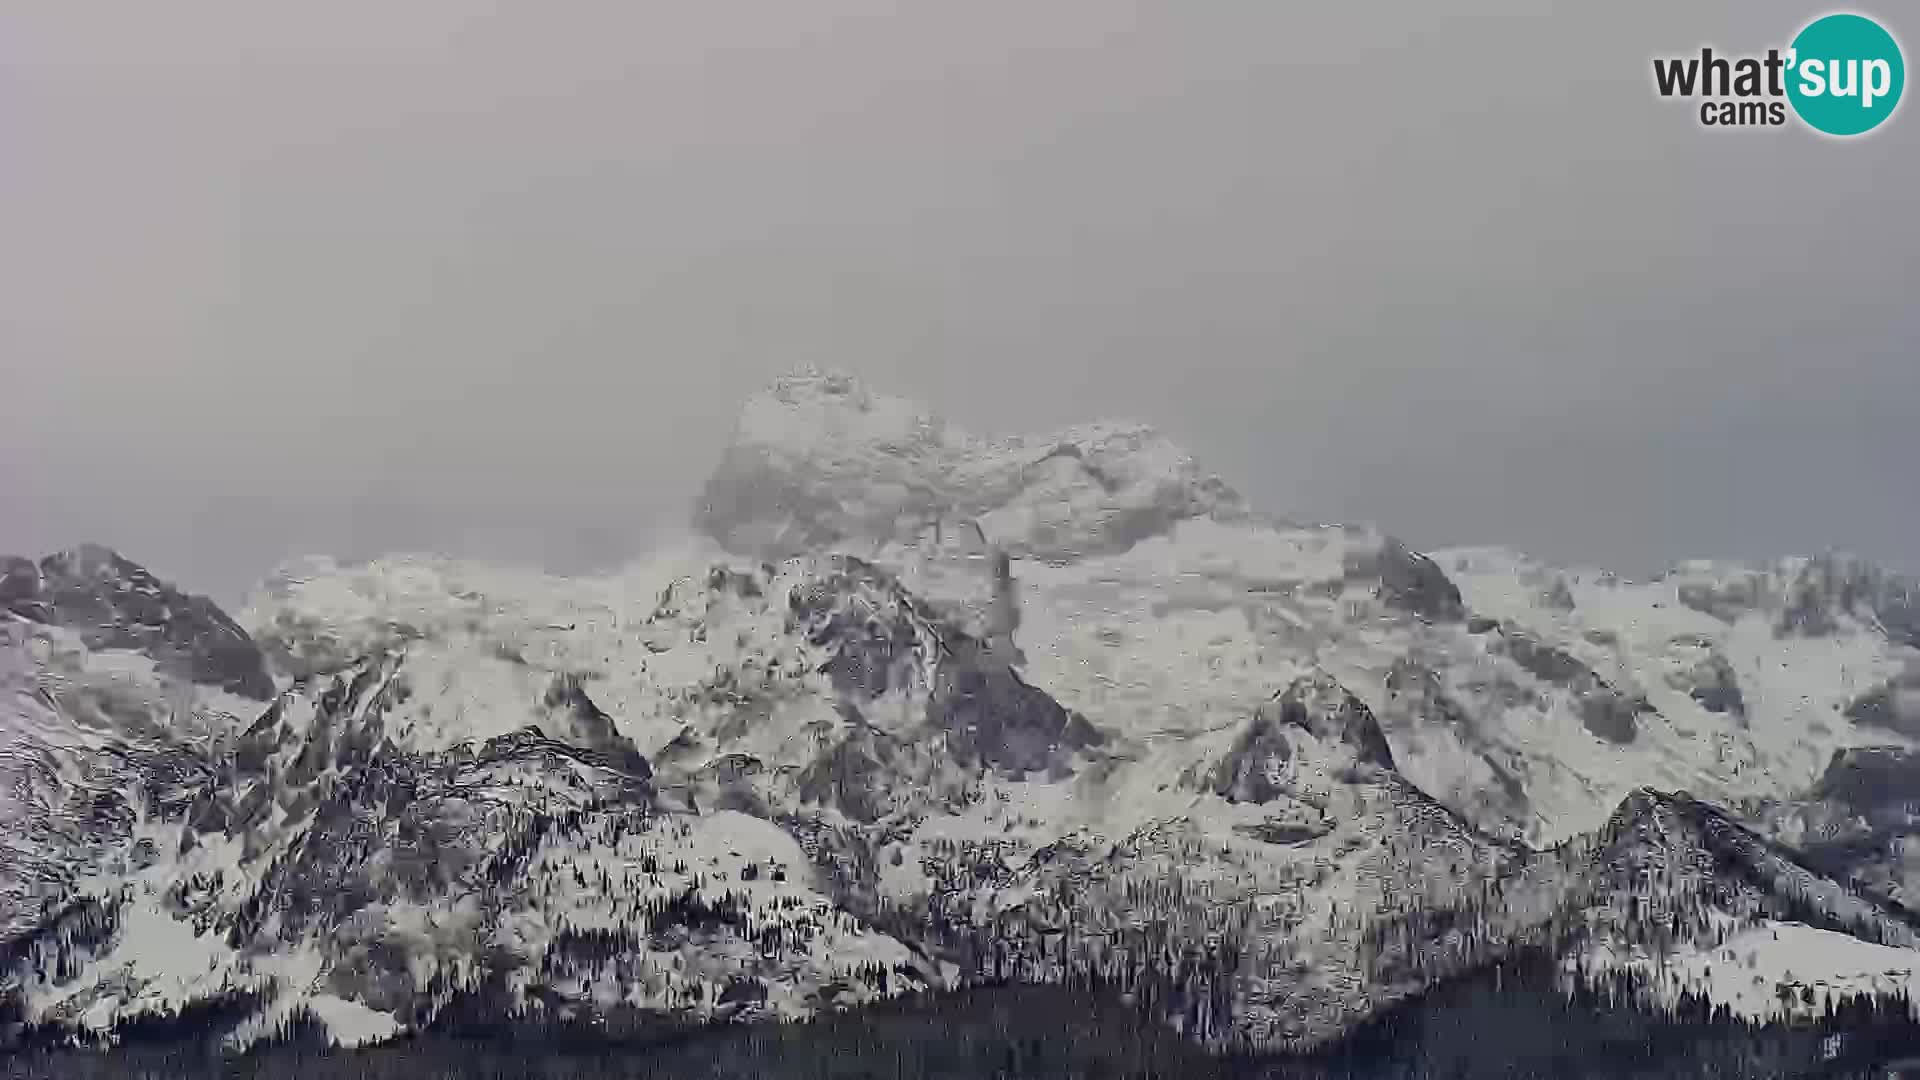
11, 959, 1920, 1080
1316, 949, 1920, 1078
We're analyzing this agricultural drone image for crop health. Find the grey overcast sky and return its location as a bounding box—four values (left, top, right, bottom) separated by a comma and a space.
2, 2, 1915, 604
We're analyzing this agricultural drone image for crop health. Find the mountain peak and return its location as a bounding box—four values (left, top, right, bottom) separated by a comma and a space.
2, 543, 273, 699
41, 541, 129, 575
697, 370, 1246, 563
1656, 553, 1920, 646
15, 376, 1920, 1058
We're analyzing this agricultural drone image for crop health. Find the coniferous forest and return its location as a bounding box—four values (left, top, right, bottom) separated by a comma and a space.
10, 952, 1920, 1080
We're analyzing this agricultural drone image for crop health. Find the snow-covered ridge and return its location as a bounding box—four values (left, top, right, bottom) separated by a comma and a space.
1589, 920, 1920, 1023
8, 370, 1920, 1054
4, 544, 272, 700
692, 373, 1919, 847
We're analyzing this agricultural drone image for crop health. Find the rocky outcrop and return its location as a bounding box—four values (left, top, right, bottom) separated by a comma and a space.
1809, 746, 1920, 812
1351, 538, 1465, 622
1669, 555, 1918, 647
1199, 673, 1396, 804
1681, 652, 1746, 720
1791, 747, 1920, 906
1777, 556, 1920, 646
2, 544, 273, 699
540, 672, 653, 779
1203, 707, 1295, 805
1844, 664, 1920, 739
783, 555, 1101, 780
1489, 625, 1650, 745
1675, 574, 1769, 623
1582, 789, 1920, 951
1265, 672, 1397, 771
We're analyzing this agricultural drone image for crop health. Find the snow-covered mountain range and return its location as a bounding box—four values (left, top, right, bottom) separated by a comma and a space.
5, 370, 1919, 1055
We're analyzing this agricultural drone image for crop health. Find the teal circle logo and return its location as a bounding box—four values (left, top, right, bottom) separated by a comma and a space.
1787, 13, 1905, 136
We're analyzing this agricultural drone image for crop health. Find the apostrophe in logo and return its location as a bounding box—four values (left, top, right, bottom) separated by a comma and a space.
1652, 11, 1904, 136
1786, 13, 1904, 136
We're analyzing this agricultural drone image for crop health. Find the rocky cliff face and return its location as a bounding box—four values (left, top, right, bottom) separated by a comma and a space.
6, 371, 1920, 1054
3, 545, 272, 700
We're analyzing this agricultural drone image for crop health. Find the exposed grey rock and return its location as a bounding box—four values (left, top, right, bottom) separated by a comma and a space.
1582, 789, 1920, 949
794, 728, 892, 824
1270, 673, 1398, 772
1490, 625, 1649, 745
1675, 573, 1770, 623
1882, 583, 1920, 650
785, 555, 1102, 781
1234, 815, 1332, 845
1540, 577, 1577, 611
1811, 747, 1920, 815
1779, 582, 1841, 638
1845, 667, 1920, 739
1380, 662, 1533, 827
1685, 653, 1747, 720
1847, 685, 1902, 731
1494, 626, 1587, 685
930, 636, 1103, 779
4, 543, 273, 699
541, 672, 652, 779
0, 557, 47, 618
1768, 555, 1920, 645
1364, 538, 1465, 622
1577, 693, 1642, 745
1199, 674, 1395, 804
1205, 709, 1294, 805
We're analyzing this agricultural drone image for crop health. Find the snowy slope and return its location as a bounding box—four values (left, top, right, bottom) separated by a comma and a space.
6, 543, 1091, 1049
1, 618, 935, 1049
690, 370, 1919, 849
0, 617, 260, 942
1589, 920, 1920, 1022
891, 523, 1914, 849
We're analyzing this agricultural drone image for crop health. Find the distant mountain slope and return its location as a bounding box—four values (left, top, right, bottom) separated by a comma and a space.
3, 545, 271, 699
